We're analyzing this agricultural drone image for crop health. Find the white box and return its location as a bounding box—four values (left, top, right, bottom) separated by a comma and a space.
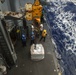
30, 44, 45, 60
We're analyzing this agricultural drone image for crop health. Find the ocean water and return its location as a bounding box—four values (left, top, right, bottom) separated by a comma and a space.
44, 1, 76, 75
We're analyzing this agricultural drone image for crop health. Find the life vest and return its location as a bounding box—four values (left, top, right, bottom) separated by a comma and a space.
42, 29, 47, 37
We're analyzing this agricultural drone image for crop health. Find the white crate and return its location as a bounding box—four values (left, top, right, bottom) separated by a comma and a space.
30, 44, 45, 60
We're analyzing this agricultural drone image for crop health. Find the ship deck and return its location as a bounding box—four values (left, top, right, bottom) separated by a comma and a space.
8, 22, 59, 75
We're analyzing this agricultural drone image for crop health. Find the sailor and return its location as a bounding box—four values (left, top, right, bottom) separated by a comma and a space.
30, 31, 35, 45
40, 29, 47, 42
31, 24, 34, 32
21, 34, 26, 46
40, 23, 43, 35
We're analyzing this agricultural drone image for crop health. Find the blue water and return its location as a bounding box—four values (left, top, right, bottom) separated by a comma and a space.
44, 1, 76, 75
